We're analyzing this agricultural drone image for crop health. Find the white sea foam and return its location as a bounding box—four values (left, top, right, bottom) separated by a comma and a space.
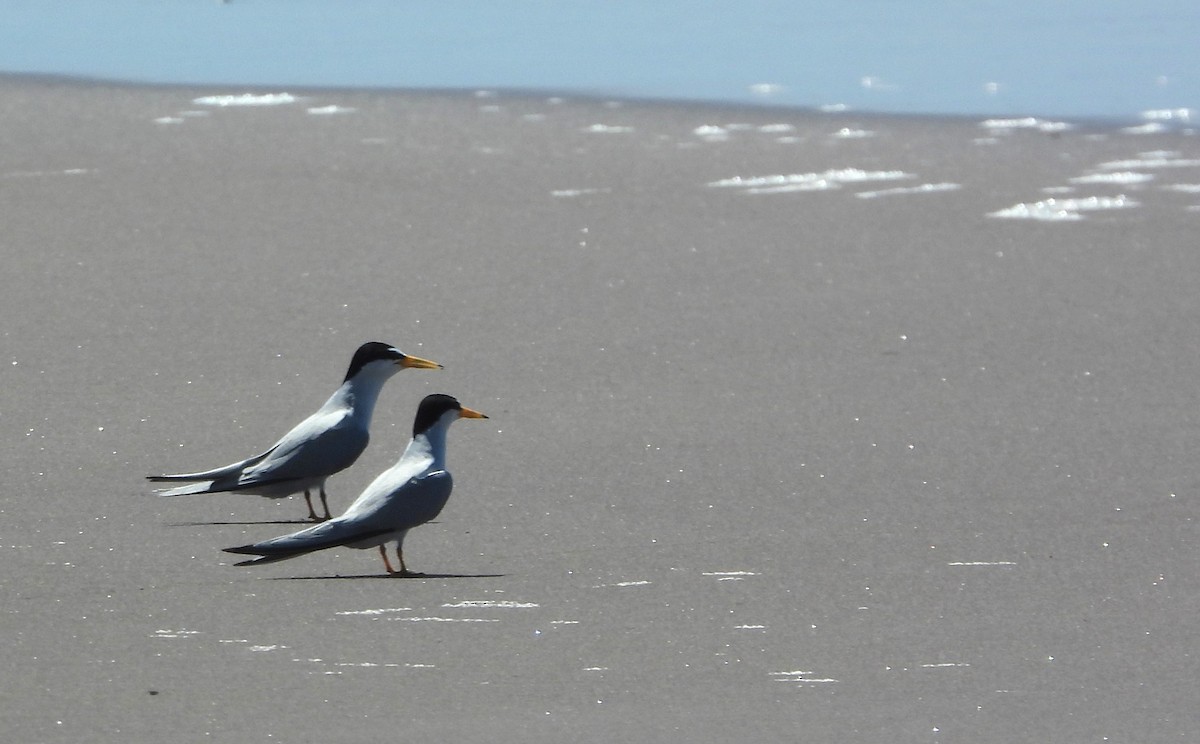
693, 125, 729, 141
988, 194, 1139, 221
946, 561, 1018, 566
856, 182, 961, 199
1162, 183, 1200, 193
832, 127, 875, 139
1141, 108, 1191, 122
1098, 155, 1200, 169
551, 187, 612, 198
980, 117, 1072, 133
710, 168, 912, 194
1068, 172, 1154, 185
1122, 122, 1168, 135
307, 105, 356, 115
583, 124, 634, 134
193, 93, 299, 107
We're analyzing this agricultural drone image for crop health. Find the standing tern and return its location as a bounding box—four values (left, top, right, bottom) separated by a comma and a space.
149, 342, 441, 520
224, 393, 487, 575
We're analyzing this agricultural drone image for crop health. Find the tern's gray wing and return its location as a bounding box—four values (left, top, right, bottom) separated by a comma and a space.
231, 409, 369, 489
341, 468, 454, 533
376, 470, 454, 531
223, 518, 391, 565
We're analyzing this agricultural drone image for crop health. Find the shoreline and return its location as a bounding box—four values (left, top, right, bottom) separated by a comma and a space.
0, 70, 1183, 132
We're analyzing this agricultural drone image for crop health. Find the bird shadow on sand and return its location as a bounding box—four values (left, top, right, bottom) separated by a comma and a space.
167, 519, 320, 527
267, 572, 506, 581
169, 519, 447, 528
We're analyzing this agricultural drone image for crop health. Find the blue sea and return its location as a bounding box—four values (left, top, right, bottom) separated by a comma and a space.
2, 0, 1197, 123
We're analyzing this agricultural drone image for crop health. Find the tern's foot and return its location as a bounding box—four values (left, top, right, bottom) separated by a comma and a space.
388, 569, 426, 578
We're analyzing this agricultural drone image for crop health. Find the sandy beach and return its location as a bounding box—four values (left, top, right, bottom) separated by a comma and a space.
2, 76, 1198, 741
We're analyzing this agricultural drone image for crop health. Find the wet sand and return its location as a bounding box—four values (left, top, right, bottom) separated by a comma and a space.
3, 76, 1199, 742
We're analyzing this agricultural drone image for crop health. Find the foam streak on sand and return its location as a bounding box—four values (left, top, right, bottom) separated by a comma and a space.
441, 600, 539, 609
335, 607, 413, 616
392, 617, 500, 623
2, 168, 93, 179
771, 670, 839, 685
551, 187, 612, 198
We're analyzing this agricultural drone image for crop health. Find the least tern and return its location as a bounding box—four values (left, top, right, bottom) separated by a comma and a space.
224, 393, 487, 575
149, 342, 441, 520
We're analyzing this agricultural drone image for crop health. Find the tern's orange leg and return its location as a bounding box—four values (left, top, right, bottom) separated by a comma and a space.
379, 545, 398, 574
303, 490, 321, 521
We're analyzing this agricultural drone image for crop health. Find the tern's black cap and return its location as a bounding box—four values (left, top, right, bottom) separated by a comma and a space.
344, 342, 404, 382
413, 394, 463, 436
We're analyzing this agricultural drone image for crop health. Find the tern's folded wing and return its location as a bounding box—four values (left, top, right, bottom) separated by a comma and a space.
223, 519, 390, 565
236, 411, 369, 487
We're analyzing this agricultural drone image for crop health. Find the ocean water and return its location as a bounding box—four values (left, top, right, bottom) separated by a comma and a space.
2, 0, 1197, 122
